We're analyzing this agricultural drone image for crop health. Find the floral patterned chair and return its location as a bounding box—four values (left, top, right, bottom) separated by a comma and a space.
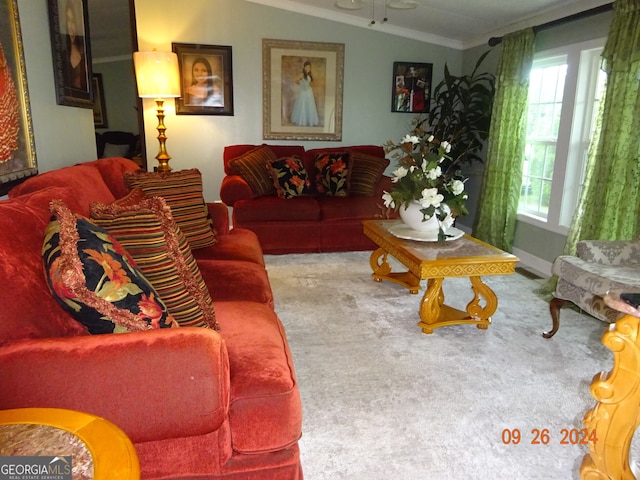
544, 238, 640, 338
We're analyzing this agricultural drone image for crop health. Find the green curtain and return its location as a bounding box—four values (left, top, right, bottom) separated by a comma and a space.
473, 28, 535, 252
563, 0, 640, 254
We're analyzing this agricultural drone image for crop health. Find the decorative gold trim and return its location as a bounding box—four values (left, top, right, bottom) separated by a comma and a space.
0, 0, 37, 194
581, 314, 640, 479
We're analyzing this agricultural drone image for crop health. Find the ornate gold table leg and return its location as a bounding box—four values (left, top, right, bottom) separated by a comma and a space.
417, 276, 495, 334
369, 247, 421, 293
580, 314, 640, 480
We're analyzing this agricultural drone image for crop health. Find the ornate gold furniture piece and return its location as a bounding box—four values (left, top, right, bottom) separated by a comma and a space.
363, 220, 519, 334
581, 292, 640, 479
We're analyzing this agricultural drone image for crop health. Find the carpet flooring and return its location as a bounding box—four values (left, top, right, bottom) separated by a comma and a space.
264, 251, 614, 480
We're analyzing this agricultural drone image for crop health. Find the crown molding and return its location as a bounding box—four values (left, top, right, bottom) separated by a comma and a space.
243, 0, 464, 49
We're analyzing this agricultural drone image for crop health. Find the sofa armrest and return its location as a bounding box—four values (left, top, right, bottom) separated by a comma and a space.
576, 239, 640, 265
0, 327, 230, 444
207, 201, 230, 235
220, 175, 254, 207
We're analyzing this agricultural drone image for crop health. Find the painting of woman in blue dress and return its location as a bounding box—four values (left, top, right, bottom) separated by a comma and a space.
290, 61, 319, 126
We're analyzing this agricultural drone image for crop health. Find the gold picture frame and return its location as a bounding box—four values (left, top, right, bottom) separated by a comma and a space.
0, 0, 37, 195
262, 38, 344, 141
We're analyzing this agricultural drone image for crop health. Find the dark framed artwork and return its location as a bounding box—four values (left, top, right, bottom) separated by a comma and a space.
263, 38, 344, 141
172, 43, 234, 116
92, 73, 108, 128
0, 0, 37, 195
47, 0, 93, 108
392, 62, 432, 113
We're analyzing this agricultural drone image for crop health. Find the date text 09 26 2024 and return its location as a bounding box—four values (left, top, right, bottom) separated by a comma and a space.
501, 428, 597, 445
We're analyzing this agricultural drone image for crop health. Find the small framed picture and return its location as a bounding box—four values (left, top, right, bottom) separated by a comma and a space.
172, 43, 234, 116
92, 73, 108, 128
47, 0, 93, 108
392, 62, 432, 113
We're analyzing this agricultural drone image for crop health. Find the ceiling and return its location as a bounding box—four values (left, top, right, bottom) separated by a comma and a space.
245, 0, 613, 49
86, 0, 614, 60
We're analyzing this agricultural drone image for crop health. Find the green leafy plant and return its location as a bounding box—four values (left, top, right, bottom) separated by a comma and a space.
421, 50, 495, 168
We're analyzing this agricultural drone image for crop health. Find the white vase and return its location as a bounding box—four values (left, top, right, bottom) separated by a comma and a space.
399, 201, 441, 234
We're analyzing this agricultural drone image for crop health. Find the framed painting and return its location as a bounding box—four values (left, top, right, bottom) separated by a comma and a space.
47, 0, 93, 108
0, 0, 37, 195
173, 43, 234, 116
92, 73, 108, 128
262, 38, 344, 141
392, 61, 432, 113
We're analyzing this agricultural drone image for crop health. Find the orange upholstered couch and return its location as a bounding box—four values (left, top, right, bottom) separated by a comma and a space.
0, 157, 303, 479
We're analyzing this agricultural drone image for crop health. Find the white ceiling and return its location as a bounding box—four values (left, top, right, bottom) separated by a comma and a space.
87, 0, 614, 60
245, 0, 613, 49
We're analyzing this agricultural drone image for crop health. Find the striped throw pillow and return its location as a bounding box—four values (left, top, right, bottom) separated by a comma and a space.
91, 194, 219, 330
229, 145, 278, 197
349, 152, 389, 196
123, 169, 216, 250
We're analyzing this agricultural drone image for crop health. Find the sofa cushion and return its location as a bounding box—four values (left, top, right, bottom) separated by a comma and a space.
8, 164, 116, 216
268, 156, 313, 199
319, 195, 386, 221
214, 301, 301, 454
348, 151, 389, 196
80, 157, 142, 199
223, 144, 306, 175
233, 196, 321, 223
229, 145, 278, 197
315, 152, 350, 197
193, 228, 266, 266
42, 200, 176, 334
124, 169, 216, 249
0, 188, 90, 345
91, 194, 219, 330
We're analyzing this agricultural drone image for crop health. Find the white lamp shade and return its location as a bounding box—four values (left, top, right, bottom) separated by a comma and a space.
133, 50, 181, 98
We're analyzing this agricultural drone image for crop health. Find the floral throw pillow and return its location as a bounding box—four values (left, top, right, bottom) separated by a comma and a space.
315, 152, 350, 197
42, 200, 177, 334
268, 156, 313, 199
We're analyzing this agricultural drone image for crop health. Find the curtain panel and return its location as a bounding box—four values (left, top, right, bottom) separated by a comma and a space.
473, 28, 535, 252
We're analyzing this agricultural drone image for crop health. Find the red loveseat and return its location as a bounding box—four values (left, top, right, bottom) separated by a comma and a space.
0, 157, 303, 479
220, 144, 396, 254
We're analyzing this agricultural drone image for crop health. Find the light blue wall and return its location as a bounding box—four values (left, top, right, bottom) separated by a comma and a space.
133, 0, 463, 201
93, 58, 139, 134
16, 1, 97, 171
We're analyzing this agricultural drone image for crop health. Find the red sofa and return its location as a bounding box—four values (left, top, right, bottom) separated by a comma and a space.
220, 144, 395, 254
0, 157, 303, 479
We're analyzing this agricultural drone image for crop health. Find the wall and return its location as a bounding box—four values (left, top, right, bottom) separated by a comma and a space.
133, 0, 462, 202
93, 58, 139, 134
16, 1, 97, 171
460, 11, 613, 274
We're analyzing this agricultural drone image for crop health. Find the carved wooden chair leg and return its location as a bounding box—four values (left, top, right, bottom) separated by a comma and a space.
543, 297, 573, 338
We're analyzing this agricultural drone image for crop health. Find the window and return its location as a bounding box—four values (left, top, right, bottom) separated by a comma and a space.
517, 39, 606, 233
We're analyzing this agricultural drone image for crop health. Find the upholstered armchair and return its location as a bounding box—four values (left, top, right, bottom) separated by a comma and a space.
545, 238, 640, 338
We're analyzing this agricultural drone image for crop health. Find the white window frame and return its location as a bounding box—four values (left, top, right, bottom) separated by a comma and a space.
517, 38, 606, 235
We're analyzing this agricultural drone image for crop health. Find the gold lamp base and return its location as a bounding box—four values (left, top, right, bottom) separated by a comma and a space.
154, 98, 172, 173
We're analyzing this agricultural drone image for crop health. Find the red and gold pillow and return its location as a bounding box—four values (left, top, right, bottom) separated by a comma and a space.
90, 194, 219, 330
315, 152, 351, 197
349, 151, 389, 196
42, 200, 176, 334
229, 145, 278, 197
268, 156, 313, 199
123, 169, 216, 250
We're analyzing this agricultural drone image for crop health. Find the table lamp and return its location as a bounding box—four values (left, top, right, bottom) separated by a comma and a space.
133, 50, 180, 173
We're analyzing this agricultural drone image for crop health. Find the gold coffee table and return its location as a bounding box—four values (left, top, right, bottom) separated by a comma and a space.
363, 220, 519, 334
